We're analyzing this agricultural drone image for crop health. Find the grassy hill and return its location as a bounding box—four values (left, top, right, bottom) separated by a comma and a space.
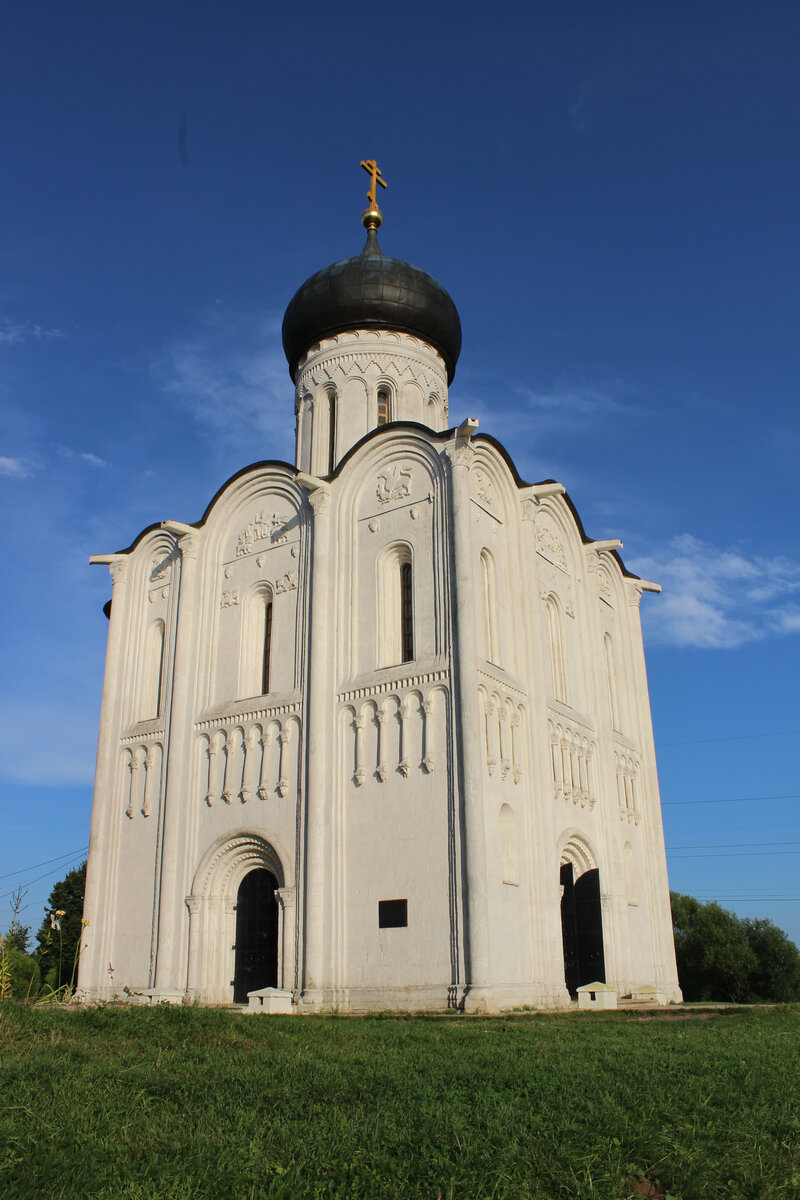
1, 1004, 798, 1199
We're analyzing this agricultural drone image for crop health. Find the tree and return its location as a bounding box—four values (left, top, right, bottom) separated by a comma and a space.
743, 917, 800, 1002
671, 892, 800, 1003
4, 923, 31, 954
36, 861, 87, 992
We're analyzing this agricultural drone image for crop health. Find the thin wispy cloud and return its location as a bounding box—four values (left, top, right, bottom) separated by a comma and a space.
57, 446, 109, 469
0, 456, 30, 478
0, 319, 65, 346
153, 310, 294, 459
631, 534, 800, 649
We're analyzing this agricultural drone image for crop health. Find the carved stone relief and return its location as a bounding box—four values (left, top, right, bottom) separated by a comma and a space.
536, 524, 568, 571
235, 511, 290, 558
377, 463, 412, 504
275, 570, 297, 594
473, 468, 494, 505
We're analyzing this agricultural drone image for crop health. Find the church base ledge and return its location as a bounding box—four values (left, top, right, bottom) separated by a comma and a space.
460, 983, 572, 1013
297, 982, 574, 1014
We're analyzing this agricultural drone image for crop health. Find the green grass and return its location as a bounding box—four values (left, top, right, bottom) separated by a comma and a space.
1, 1004, 798, 1199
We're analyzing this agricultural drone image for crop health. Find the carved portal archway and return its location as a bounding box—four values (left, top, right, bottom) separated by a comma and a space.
186, 832, 295, 1003
559, 835, 606, 998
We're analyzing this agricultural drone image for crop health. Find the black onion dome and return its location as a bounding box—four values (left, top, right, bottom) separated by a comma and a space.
282, 227, 462, 383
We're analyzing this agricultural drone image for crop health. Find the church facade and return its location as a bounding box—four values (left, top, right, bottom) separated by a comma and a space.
79, 182, 681, 1010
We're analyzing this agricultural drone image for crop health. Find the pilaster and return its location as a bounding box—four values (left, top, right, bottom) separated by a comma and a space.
153, 530, 200, 991
80, 556, 129, 997
443, 420, 491, 1000
297, 475, 332, 1001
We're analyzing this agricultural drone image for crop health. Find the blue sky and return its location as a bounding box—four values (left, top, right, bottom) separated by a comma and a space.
2, 2, 799, 949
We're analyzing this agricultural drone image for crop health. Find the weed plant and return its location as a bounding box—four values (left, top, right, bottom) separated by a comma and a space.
1, 1004, 798, 1199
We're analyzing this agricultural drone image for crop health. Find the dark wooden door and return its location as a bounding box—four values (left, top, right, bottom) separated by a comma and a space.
233, 869, 278, 1003
560, 864, 606, 997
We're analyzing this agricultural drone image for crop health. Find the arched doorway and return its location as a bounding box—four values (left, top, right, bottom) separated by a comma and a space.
560, 861, 606, 998
233, 868, 279, 1003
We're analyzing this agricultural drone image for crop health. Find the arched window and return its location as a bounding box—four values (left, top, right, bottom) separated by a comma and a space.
377, 545, 414, 667
327, 389, 337, 474
141, 619, 165, 720
604, 633, 620, 732
546, 595, 567, 703
480, 549, 500, 665
298, 395, 313, 471
241, 587, 274, 698
377, 388, 390, 426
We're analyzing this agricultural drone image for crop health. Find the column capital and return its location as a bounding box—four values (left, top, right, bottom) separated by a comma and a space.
444, 417, 479, 470
297, 471, 331, 516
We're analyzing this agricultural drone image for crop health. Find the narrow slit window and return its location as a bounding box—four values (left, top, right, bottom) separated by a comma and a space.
261, 600, 273, 695
400, 561, 414, 663
328, 391, 337, 474
377, 389, 390, 426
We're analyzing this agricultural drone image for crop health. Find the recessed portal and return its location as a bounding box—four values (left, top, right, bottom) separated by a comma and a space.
560, 863, 605, 998
233, 868, 279, 1003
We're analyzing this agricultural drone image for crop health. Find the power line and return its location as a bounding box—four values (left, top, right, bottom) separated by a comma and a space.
667, 840, 800, 851
669, 849, 800, 858
0, 853, 88, 905
690, 896, 800, 903
663, 794, 800, 806
0, 847, 89, 883
657, 730, 800, 748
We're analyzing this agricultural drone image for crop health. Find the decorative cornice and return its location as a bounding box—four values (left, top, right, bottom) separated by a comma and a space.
194, 700, 302, 733
338, 667, 449, 703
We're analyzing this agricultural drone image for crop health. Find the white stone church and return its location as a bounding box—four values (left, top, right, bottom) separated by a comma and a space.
79, 176, 681, 1011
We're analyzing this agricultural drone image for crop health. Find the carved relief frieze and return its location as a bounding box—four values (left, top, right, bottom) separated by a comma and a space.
473, 468, 494, 505
235, 511, 290, 558
343, 679, 447, 788
121, 738, 163, 821
548, 714, 597, 810
536, 524, 568, 571
296, 338, 447, 395
197, 714, 301, 808
220, 589, 240, 609
150, 553, 175, 583
480, 690, 526, 784
599, 572, 613, 605
614, 747, 642, 824
275, 570, 298, 594
377, 463, 413, 504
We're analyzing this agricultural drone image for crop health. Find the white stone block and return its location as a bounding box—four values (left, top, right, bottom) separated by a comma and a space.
245, 987, 294, 1014
630, 985, 668, 1006
577, 982, 617, 1010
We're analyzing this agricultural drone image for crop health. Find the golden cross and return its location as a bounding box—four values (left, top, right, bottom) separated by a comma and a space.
361, 159, 387, 209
